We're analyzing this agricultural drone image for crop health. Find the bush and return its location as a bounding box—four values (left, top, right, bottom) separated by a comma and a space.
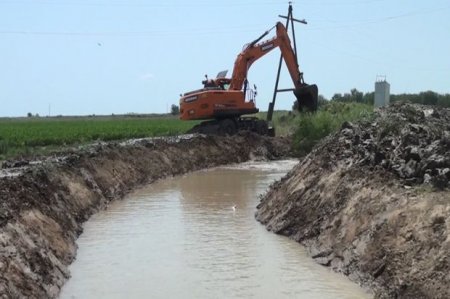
292, 102, 372, 156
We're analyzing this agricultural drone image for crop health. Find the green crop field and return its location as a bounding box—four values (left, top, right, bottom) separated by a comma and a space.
0, 103, 374, 161
0, 115, 198, 159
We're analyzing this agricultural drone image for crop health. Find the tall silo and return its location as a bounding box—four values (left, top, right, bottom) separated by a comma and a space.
374, 76, 390, 107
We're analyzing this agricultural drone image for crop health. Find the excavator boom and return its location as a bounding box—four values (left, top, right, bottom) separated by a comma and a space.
230, 22, 302, 91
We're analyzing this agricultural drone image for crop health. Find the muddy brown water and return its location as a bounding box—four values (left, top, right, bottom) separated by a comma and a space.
60, 160, 370, 299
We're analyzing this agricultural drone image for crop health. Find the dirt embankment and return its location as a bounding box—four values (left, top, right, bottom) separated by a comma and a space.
256, 103, 450, 299
0, 132, 290, 299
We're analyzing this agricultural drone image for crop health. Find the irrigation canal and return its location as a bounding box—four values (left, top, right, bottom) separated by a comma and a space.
60, 160, 370, 298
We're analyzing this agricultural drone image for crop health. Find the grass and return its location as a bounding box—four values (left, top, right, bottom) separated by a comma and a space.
292, 102, 373, 156
255, 110, 297, 137
0, 115, 198, 160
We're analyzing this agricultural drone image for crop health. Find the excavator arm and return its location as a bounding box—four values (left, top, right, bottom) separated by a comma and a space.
229, 21, 318, 113
229, 22, 302, 91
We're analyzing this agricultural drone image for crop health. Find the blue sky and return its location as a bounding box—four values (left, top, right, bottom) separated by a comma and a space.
0, 0, 449, 117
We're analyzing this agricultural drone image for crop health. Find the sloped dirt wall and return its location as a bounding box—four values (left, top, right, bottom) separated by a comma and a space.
0, 133, 290, 298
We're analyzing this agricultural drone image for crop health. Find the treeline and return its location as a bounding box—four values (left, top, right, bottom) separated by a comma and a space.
391, 91, 450, 107
325, 89, 450, 107
328, 89, 374, 105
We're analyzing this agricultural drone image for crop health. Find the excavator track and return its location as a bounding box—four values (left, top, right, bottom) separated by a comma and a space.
188, 117, 270, 136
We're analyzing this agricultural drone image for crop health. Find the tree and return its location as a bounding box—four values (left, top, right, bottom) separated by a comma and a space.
362, 92, 374, 105
437, 94, 450, 107
332, 89, 365, 103
331, 93, 343, 102
170, 104, 180, 115
350, 88, 363, 103
420, 91, 438, 106
27, 112, 32, 117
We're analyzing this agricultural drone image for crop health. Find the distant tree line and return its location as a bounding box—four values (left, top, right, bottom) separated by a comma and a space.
323, 89, 450, 107
330, 89, 374, 105
390, 91, 450, 107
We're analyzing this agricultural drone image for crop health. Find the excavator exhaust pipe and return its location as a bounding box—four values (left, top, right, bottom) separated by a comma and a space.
294, 84, 318, 112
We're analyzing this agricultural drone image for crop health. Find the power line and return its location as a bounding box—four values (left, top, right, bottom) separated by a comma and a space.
307, 5, 450, 30
0, 24, 268, 37
0, 0, 281, 7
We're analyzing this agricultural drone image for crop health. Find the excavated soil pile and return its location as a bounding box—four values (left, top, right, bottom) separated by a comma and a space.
256, 103, 450, 299
0, 132, 290, 299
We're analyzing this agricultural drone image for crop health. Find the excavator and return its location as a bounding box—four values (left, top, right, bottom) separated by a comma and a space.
179, 4, 318, 136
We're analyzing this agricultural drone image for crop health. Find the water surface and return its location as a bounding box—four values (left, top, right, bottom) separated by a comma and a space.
60, 160, 370, 299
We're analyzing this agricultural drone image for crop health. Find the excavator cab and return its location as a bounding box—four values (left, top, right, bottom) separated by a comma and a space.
294, 83, 318, 112
201, 72, 231, 90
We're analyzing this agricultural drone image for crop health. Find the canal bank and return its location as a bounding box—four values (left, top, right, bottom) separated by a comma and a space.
256, 103, 450, 298
0, 132, 290, 298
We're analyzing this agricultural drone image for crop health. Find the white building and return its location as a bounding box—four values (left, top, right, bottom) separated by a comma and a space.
374, 77, 390, 108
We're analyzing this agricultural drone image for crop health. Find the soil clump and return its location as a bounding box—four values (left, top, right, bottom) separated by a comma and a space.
256, 103, 450, 298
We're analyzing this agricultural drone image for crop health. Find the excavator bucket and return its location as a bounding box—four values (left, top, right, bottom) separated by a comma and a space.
293, 84, 318, 112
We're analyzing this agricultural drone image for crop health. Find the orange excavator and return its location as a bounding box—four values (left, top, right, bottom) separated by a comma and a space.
180, 4, 318, 136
